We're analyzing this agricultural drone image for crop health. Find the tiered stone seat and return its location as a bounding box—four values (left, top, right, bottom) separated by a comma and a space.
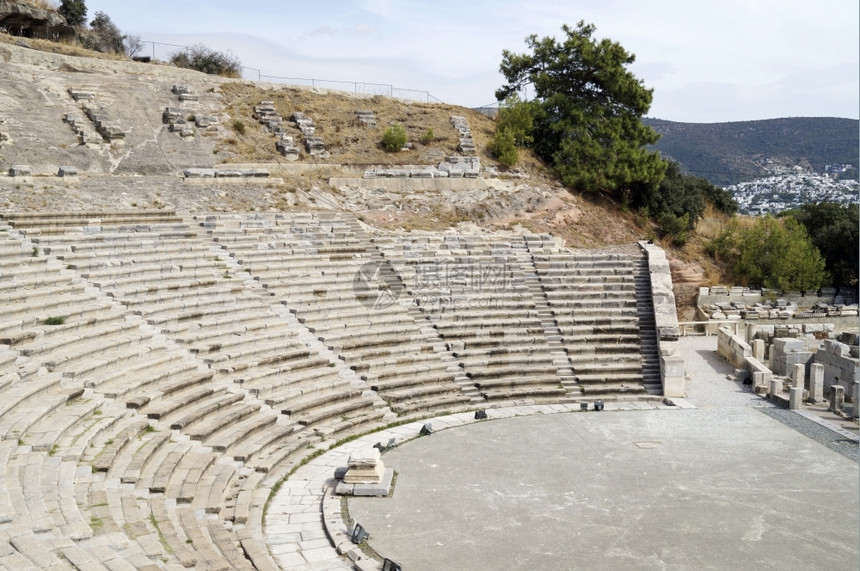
533, 251, 647, 395
0, 209, 671, 568
200, 213, 471, 416
380, 235, 573, 405
0, 213, 349, 569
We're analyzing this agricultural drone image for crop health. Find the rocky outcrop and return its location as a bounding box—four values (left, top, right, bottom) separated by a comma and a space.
0, 1, 75, 41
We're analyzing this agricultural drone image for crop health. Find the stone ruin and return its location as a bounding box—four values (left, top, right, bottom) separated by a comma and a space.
362, 156, 491, 179
183, 167, 269, 179
7, 164, 30, 176
0, 115, 8, 145
451, 115, 476, 154
162, 86, 217, 140
252, 101, 300, 161
162, 107, 194, 139
171, 84, 199, 102
335, 447, 393, 497
291, 111, 328, 157
64, 88, 125, 143
354, 110, 377, 128
699, 285, 858, 322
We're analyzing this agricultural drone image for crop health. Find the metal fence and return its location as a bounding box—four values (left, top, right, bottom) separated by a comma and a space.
140, 40, 444, 104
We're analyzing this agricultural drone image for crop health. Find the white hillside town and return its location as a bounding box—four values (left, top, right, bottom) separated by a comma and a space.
728, 165, 859, 215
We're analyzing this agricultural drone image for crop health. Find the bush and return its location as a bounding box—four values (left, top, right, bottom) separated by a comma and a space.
232, 120, 245, 135
59, 0, 87, 27
487, 127, 518, 167
420, 129, 434, 145
382, 123, 406, 152
657, 212, 690, 246
711, 216, 828, 291
83, 11, 124, 54
487, 95, 536, 167
170, 44, 242, 78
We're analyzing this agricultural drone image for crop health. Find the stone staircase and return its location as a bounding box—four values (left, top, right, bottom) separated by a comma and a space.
633, 252, 663, 394
532, 247, 650, 397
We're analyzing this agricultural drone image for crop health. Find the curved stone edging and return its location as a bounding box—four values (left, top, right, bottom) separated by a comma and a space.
263, 401, 690, 570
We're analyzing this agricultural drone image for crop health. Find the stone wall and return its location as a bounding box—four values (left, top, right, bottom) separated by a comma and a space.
640, 241, 684, 397
717, 326, 773, 390
814, 339, 860, 393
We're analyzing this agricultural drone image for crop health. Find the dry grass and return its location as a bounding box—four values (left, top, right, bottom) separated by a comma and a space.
0, 32, 127, 61
30, 0, 59, 10
218, 83, 501, 168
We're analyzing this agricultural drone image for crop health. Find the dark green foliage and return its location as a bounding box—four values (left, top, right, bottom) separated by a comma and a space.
632, 160, 737, 239
382, 123, 406, 152
710, 216, 829, 292
232, 120, 246, 135
420, 129, 434, 144
43, 316, 66, 325
58, 0, 87, 27
645, 117, 860, 186
488, 95, 535, 167
169, 44, 242, 77
497, 22, 666, 195
782, 202, 858, 287
657, 212, 691, 246
487, 128, 518, 167
85, 11, 123, 53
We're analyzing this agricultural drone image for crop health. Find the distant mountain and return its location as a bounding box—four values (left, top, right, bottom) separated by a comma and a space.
644, 117, 859, 187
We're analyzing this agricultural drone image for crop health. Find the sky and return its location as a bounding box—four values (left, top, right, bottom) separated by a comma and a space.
81, 0, 859, 123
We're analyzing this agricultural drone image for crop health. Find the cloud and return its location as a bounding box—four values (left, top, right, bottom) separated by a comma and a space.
305, 25, 377, 38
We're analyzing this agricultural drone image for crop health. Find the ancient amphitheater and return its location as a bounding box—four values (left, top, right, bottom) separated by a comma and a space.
0, 40, 856, 570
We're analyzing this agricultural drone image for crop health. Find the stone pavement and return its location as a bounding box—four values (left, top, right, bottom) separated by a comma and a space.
264, 336, 859, 570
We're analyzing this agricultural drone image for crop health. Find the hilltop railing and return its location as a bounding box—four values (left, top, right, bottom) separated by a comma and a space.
139, 40, 445, 104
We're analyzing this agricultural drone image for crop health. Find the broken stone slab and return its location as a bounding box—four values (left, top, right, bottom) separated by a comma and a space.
57, 166, 78, 177
8, 165, 31, 176
347, 448, 381, 469
68, 89, 94, 101
183, 168, 216, 178
163, 107, 183, 123
171, 85, 190, 95
98, 124, 126, 140
195, 115, 219, 128
179, 93, 199, 102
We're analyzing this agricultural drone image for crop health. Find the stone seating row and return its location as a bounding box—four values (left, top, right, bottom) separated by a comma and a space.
0, 218, 399, 569
380, 235, 575, 404
0, 211, 665, 568
199, 213, 474, 416
531, 249, 647, 395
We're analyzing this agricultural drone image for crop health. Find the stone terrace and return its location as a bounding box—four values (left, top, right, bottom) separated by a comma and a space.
0, 210, 671, 569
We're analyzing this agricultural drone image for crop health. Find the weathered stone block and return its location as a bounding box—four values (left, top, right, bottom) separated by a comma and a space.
57, 166, 77, 177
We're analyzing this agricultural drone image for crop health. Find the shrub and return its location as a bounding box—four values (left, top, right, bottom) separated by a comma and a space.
487, 127, 518, 167
44, 316, 66, 325
170, 44, 242, 78
420, 129, 434, 144
84, 11, 124, 54
382, 123, 407, 152
58, 0, 87, 27
232, 120, 245, 135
